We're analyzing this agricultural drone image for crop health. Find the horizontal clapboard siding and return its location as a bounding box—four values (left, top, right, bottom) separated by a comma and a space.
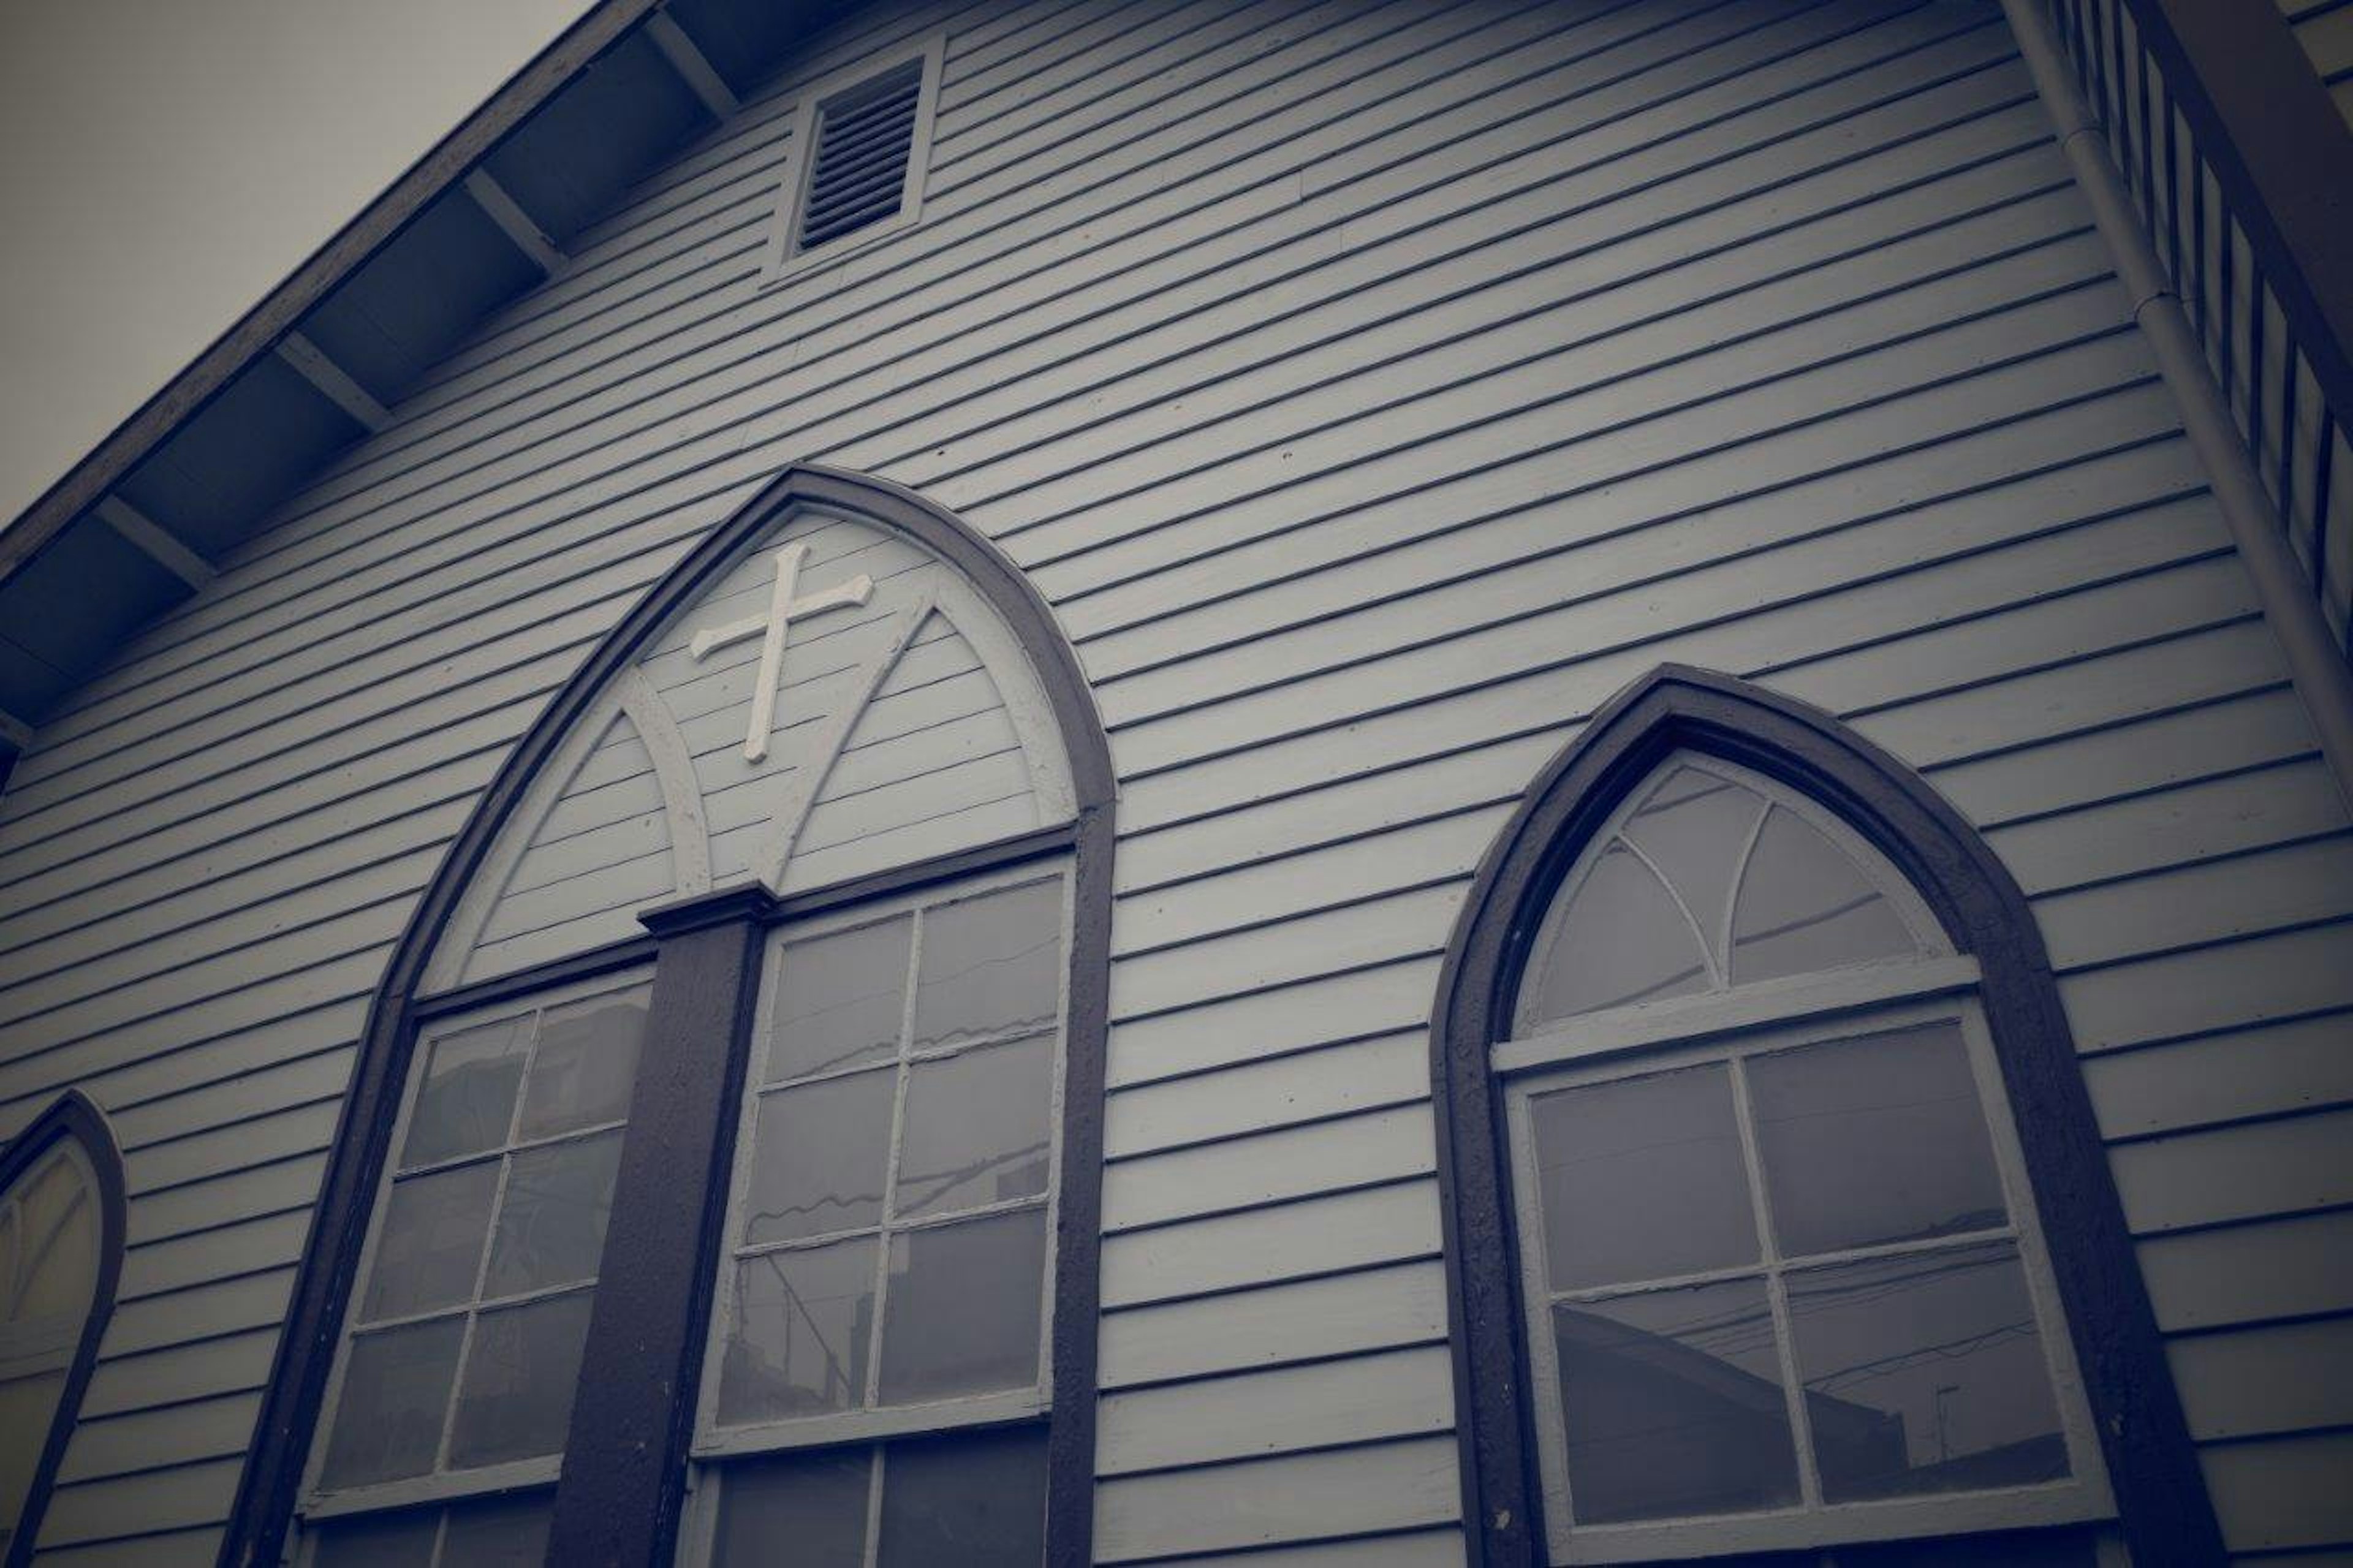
0, 0, 2346, 1558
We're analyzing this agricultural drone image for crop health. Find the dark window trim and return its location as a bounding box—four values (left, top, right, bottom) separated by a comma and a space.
1, 1089, 127, 1568
1429, 664, 2222, 1567
225, 464, 1115, 1567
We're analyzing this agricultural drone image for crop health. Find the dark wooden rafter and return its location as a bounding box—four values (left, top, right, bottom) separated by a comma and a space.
92, 495, 216, 590
1429, 664, 2225, 1567
645, 10, 742, 121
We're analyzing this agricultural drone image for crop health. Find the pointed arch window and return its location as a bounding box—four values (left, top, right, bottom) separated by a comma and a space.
0, 1094, 124, 1565
240, 468, 1112, 1568
1434, 669, 2220, 1567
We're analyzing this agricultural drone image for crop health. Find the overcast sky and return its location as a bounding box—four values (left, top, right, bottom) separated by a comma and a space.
0, 0, 592, 529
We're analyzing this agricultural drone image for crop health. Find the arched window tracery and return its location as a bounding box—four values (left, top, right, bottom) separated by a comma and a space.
1433, 666, 2221, 1567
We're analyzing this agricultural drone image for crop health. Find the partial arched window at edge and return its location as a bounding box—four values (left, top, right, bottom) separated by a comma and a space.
0, 1092, 126, 1567
1432, 667, 2222, 1568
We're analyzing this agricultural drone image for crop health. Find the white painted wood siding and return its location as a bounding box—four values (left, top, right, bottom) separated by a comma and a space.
0, 0, 2346, 1560
2279, 0, 2353, 127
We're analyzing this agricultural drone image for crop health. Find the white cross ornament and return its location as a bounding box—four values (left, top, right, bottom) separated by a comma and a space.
691, 542, 874, 763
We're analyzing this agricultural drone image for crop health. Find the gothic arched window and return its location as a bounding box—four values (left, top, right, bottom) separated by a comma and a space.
1433, 667, 2220, 1567
233, 468, 1112, 1568
0, 1093, 124, 1565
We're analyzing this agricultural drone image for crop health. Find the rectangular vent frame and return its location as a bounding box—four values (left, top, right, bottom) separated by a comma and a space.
759, 35, 945, 286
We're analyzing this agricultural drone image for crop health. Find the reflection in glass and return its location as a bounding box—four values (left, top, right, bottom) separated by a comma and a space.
896, 1034, 1052, 1219
517, 991, 646, 1140
1730, 807, 1915, 985
714, 1446, 870, 1567
1621, 768, 1767, 971
1525, 843, 1710, 1023
912, 881, 1062, 1048
309, 1507, 440, 1567
1751, 1025, 2007, 1257
362, 1161, 499, 1322
404, 1017, 532, 1167
770, 918, 911, 1083
877, 1425, 1050, 1567
879, 1208, 1046, 1404
1787, 1242, 2068, 1502
448, 1290, 596, 1469
439, 1491, 555, 1567
1555, 1278, 1800, 1523
319, 1317, 466, 1488
719, 1237, 878, 1426
1532, 1066, 1757, 1292
483, 1131, 625, 1298
743, 1073, 893, 1246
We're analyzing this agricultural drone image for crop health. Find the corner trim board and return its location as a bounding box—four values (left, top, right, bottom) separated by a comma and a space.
1427, 664, 2224, 1567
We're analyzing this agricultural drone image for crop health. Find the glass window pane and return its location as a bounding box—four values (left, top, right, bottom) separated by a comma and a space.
439, 1491, 555, 1567
447, 1289, 596, 1469
483, 1131, 625, 1299
1730, 807, 1916, 984
1620, 768, 1767, 972
895, 1033, 1053, 1220
911, 881, 1062, 1049
1749, 1024, 2008, 1258
517, 988, 647, 1140
718, 1236, 879, 1426
1524, 843, 1710, 1024
1555, 1277, 1800, 1524
319, 1317, 465, 1490
1531, 1066, 1758, 1292
877, 1207, 1046, 1404
0, 1371, 67, 1530
714, 1446, 870, 1568
308, 1507, 440, 1567
404, 1015, 533, 1167
15, 1187, 93, 1322
1787, 1241, 2069, 1503
362, 1161, 499, 1322
877, 1425, 1049, 1568
770, 918, 911, 1083
743, 1072, 893, 1246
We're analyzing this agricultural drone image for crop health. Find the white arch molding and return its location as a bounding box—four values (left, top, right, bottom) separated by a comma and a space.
425, 502, 1078, 991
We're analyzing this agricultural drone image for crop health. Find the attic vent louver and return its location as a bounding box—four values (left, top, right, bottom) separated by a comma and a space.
798, 59, 923, 252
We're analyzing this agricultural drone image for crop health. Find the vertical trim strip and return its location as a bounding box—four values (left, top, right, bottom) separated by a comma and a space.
545, 907, 765, 1566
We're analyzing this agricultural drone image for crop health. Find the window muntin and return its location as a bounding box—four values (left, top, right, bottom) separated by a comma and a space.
300, 969, 652, 1530
1517, 762, 1934, 1034
685, 861, 1069, 1565
0, 1138, 101, 1554
1498, 756, 2110, 1562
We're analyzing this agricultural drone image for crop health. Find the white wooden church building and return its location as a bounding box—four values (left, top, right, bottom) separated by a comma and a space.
2, 0, 2351, 1563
